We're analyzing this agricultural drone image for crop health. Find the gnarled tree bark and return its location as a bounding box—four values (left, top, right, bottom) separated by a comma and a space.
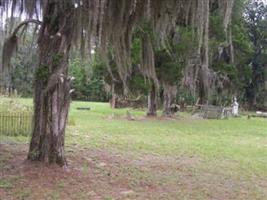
28, 1, 74, 166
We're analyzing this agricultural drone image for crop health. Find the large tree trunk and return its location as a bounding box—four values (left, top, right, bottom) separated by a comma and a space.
147, 83, 157, 116
28, 1, 74, 166
198, 0, 210, 105
163, 84, 177, 116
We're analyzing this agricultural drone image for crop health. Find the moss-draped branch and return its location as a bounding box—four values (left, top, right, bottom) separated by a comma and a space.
1, 19, 42, 70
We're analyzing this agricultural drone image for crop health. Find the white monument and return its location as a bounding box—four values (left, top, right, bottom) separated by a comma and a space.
232, 97, 239, 116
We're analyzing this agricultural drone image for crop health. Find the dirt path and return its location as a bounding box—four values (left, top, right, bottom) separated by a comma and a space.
0, 142, 266, 200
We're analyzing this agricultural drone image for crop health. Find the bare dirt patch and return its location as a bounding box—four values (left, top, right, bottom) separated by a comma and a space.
0, 142, 266, 200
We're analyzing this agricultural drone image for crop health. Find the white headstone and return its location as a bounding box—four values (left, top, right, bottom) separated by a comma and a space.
232, 98, 239, 116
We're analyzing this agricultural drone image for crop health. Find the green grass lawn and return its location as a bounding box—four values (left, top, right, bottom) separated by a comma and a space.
5, 98, 267, 178
1, 98, 267, 199
68, 101, 267, 176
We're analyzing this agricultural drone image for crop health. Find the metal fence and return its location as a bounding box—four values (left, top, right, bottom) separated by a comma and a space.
0, 112, 32, 136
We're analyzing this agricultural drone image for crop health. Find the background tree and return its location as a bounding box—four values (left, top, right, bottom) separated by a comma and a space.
156, 28, 196, 116
245, 0, 267, 109
0, 17, 37, 96
69, 57, 108, 102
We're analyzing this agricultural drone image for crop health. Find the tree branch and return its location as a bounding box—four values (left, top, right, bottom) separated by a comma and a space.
11, 19, 42, 37
1, 19, 42, 71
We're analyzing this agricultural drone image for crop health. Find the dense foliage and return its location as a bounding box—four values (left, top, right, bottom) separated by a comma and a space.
1, 0, 266, 110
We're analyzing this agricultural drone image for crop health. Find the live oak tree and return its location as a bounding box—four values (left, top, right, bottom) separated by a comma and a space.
156, 28, 196, 116
0, 0, 236, 166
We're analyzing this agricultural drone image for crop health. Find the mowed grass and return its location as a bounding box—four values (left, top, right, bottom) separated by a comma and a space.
66, 101, 267, 177
1, 98, 267, 199
9, 98, 267, 177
